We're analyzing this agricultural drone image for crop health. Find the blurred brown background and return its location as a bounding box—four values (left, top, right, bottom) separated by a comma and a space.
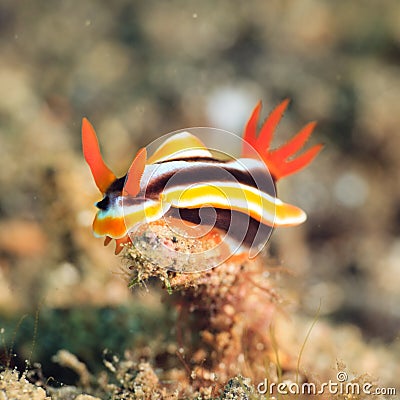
0, 0, 399, 387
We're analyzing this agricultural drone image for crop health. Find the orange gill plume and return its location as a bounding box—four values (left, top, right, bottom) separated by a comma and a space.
242, 100, 323, 181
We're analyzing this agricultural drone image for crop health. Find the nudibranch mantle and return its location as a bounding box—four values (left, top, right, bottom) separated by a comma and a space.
82, 100, 322, 266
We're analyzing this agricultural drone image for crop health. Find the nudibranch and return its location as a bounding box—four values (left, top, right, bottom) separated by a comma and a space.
82, 100, 322, 261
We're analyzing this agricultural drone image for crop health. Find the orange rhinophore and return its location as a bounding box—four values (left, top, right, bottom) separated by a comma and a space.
82, 118, 116, 193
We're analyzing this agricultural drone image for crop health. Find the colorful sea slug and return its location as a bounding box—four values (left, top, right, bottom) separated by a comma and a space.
82, 100, 322, 259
